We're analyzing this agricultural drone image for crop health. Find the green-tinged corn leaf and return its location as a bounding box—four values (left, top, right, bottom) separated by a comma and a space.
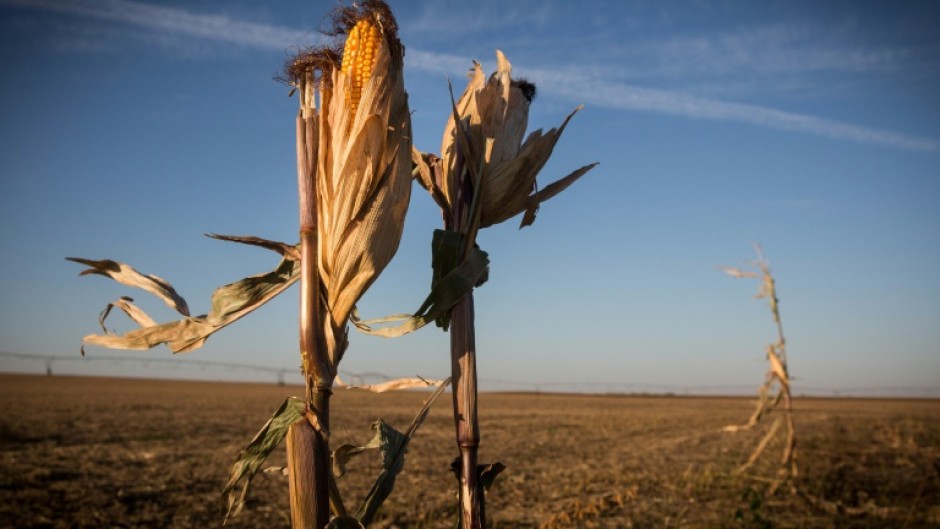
330, 378, 449, 526
71, 235, 300, 353
353, 420, 406, 525
222, 397, 306, 523
350, 230, 488, 337
428, 229, 487, 329
332, 439, 372, 480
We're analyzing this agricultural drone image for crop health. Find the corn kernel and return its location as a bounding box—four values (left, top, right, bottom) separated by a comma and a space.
341, 18, 381, 116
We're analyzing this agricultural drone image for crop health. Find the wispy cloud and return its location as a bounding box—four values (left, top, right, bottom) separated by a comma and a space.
411, 53, 940, 153
5, 0, 937, 153
403, 1, 553, 36
1, 0, 314, 50
543, 72, 940, 153
629, 24, 909, 79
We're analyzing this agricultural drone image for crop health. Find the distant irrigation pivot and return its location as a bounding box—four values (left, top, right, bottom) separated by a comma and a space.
0, 350, 298, 384
1, 351, 937, 397
0, 350, 391, 387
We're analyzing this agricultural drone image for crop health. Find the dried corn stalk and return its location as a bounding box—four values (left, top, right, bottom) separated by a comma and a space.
282, 2, 413, 527
411, 51, 597, 529
70, 2, 417, 526
286, 0, 412, 396
721, 244, 798, 494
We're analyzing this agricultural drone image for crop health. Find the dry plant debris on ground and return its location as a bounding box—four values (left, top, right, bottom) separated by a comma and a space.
1, 374, 938, 529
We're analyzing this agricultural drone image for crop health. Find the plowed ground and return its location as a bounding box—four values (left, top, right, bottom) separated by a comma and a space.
1, 374, 938, 528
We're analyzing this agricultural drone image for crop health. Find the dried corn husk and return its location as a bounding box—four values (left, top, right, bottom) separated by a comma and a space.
357, 52, 596, 338
289, 5, 412, 375
425, 50, 597, 229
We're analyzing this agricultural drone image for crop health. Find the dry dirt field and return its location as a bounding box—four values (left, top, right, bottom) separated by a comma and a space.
1, 374, 938, 529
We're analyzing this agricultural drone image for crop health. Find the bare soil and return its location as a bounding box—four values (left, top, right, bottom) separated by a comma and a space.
1, 374, 938, 528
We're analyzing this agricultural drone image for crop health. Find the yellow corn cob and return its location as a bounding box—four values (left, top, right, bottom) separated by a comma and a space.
341, 17, 381, 116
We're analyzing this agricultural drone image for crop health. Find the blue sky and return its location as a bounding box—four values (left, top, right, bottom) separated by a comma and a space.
1, 0, 938, 395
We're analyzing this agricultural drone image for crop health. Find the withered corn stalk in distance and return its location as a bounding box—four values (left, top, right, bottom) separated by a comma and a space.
413, 51, 598, 529
285, 2, 412, 527
720, 244, 798, 494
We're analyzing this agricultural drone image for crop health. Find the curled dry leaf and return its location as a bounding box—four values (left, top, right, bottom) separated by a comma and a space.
335, 374, 445, 393
767, 346, 789, 390
71, 236, 300, 353
207, 233, 301, 261
67, 257, 190, 316
98, 296, 156, 333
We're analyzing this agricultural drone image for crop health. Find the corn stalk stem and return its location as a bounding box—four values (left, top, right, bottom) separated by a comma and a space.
450, 292, 482, 529
290, 105, 332, 529
287, 409, 330, 529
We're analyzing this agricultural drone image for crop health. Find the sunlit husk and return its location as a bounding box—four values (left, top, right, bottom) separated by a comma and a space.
439, 50, 596, 228
318, 26, 411, 333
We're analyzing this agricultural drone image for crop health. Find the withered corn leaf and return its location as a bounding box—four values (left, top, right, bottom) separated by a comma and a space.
354, 420, 406, 525
333, 379, 448, 526
335, 374, 445, 393
70, 235, 300, 353
350, 230, 489, 337
520, 162, 599, 228
332, 426, 386, 479
98, 296, 156, 333
66, 257, 190, 316
222, 397, 306, 522
206, 233, 301, 261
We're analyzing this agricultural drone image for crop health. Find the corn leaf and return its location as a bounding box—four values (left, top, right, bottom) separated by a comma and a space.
349, 230, 488, 337
98, 297, 157, 333
330, 378, 449, 526
206, 233, 301, 261
520, 162, 599, 228
222, 397, 306, 522
335, 374, 446, 393
71, 235, 300, 353
351, 420, 406, 525
67, 257, 190, 316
